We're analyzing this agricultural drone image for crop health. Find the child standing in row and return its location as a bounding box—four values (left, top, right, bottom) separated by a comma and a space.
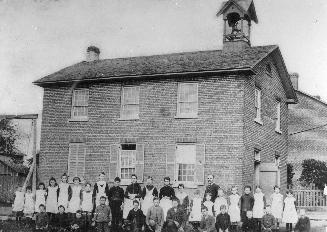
270, 185, 283, 230
253, 186, 266, 231
228, 186, 241, 230
240, 185, 254, 223
46, 177, 59, 217
58, 173, 71, 210
141, 176, 158, 214
214, 189, 228, 217
283, 190, 298, 232
12, 186, 25, 221
159, 177, 175, 220
203, 193, 214, 216
68, 177, 82, 214
23, 186, 35, 219
189, 189, 202, 223
35, 183, 46, 213
215, 205, 231, 232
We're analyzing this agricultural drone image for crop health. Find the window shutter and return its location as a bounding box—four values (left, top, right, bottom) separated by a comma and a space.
135, 144, 144, 182
166, 145, 176, 182
109, 144, 120, 181
76, 144, 86, 179
195, 144, 205, 185
68, 143, 79, 178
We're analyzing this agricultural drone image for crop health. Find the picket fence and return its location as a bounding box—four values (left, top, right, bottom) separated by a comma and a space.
0, 175, 26, 203
292, 185, 327, 209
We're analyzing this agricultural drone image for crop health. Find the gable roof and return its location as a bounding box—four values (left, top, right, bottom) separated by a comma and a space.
217, 0, 258, 23
33, 45, 297, 102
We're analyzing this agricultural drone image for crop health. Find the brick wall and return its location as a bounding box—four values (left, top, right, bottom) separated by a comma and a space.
288, 91, 327, 180
39, 54, 290, 194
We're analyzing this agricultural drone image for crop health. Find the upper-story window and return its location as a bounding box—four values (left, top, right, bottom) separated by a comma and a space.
275, 100, 282, 133
254, 87, 262, 124
176, 83, 198, 118
120, 86, 140, 120
71, 89, 89, 121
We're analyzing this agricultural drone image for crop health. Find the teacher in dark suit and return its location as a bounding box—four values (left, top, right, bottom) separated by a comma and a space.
203, 174, 220, 202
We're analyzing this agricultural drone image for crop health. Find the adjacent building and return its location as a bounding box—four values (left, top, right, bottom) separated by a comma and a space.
34, 0, 297, 196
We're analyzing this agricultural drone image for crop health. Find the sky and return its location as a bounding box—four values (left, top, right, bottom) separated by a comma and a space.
0, 0, 327, 117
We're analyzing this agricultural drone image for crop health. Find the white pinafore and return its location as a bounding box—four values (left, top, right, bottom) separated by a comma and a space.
58, 182, 70, 210
270, 193, 283, 219
35, 189, 46, 213
203, 201, 214, 216
95, 181, 108, 206
189, 197, 202, 222
68, 185, 82, 213
23, 192, 35, 215
12, 191, 25, 212
46, 186, 58, 213
282, 196, 298, 223
141, 187, 154, 215
228, 194, 241, 222
253, 192, 265, 218
81, 191, 93, 212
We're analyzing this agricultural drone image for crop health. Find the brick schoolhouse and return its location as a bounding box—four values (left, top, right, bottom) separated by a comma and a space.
34, 0, 297, 197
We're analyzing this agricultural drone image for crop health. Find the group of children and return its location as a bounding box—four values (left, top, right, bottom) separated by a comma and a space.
12, 172, 311, 232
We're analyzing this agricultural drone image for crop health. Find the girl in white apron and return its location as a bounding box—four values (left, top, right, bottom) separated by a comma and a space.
141, 176, 158, 215
68, 176, 82, 213
12, 186, 24, 221
253, 186, 266, 231
203, 193, 214, 216
81, 182, 93, 225
270, 185, 283, 230
35, 183, 46, 213
228, 186, 241, 230
283, 190, 298, 231
189, 189, 202, 222
159, 177, 175, 220
214, 189, 228, 217
92, 172, 109, 207
46, 177, 59, 223
123, 174, 142, 219
57, 173, 71, 210
23, 186, 35, 218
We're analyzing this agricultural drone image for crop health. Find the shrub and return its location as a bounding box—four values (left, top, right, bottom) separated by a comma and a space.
287, 163, 295, 188
299, 159, 327, 190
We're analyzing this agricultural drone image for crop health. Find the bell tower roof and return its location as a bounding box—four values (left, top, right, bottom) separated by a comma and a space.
217, 0, 258, 23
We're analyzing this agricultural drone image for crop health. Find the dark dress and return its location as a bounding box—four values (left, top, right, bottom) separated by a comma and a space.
203, 183, 220, 202
240, 194, 254, 222
108, 185, 125, 228
159, 185, 175, 200
54, 212, 70, 230
127, 208, 145, 231
165, 207, 187, 232
242, 217, 256, 232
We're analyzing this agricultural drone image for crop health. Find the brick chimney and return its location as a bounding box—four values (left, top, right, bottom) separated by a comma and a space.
86, 46, 100, 62
289, 73, 299, 90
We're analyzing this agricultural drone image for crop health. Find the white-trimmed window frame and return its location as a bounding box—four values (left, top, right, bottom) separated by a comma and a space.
275, 100, 282, 133
254, 87, 262, 124
176, 82, 198, 118
120, 86, 140, 120
175, 144, 196, 184
70, 89, 89, 121
119, 144, 137, 184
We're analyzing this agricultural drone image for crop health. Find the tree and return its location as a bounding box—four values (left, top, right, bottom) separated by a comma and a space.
299, 159, 327, 190
287, 163, 295, 188
0, 119, 19, 158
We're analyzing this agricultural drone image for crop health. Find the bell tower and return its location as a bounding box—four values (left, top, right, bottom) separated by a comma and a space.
217, 0, 258, 51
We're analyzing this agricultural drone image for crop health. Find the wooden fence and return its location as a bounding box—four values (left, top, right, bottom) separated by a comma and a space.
293, 185, 327, 209
0, 175, 27, 203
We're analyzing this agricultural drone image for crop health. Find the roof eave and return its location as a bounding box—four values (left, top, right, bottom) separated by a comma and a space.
33, 68, 256, 87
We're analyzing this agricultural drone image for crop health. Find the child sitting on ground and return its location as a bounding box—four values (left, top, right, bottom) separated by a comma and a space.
262, 205, 276, 232
126, 200, 145, 232
54, 205, 70, 231
294, 209, 310, 232
241, 211, 256, 232
215, 205, 231, 232
35, 204, 49, 231
71, 210, 86, 232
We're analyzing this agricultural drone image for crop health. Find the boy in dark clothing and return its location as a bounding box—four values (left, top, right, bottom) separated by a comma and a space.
93, 196, 112, 232
215, 205, 231, 232
262, 206, 276, 232
242, 211, 256, 232
126, 200, 145, 232
35, 204, 49, 231
165, 198, 187, 232
294, 209, 310, 232
71, 210, 86, 232
108, 176, 124, 230
199, 206, 216, 232
240, 185, 254, 223
54, 205, 70, 232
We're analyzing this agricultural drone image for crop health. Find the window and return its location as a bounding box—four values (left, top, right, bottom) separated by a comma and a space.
71, 89, 89, 120
120, 86, 140, 120
176, 144, 196, 182
275, 101, 281, 133
254, 88, 262, 124
176, 83, 198, 118
120, 144, 136, 180
68, 143, 86, 180
254, 149, 261, 163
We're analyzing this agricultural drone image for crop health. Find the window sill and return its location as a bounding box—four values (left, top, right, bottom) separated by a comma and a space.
254, 118, 263, 125
174, 115, 198, 119
116, 179, 144, 186
118, 117, 140, 121
172, 181, 203, 189
275, 129, 282, 134
68, 117, 89, 122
